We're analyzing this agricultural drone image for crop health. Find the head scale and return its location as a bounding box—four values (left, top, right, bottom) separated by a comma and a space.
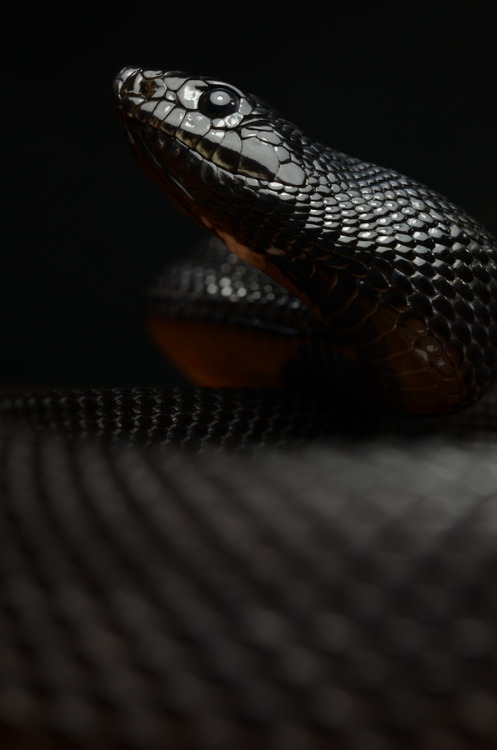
113, 67, 308, 250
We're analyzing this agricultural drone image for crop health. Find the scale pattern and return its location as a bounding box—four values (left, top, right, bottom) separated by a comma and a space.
147, 237, 318, 335
1, 392, 497, 750
115, 68, 497, 414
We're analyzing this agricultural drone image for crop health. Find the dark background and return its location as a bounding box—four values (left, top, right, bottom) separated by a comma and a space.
3, 2, 496, 389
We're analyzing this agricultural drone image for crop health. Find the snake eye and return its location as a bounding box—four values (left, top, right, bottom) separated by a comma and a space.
198, 87, 240, 118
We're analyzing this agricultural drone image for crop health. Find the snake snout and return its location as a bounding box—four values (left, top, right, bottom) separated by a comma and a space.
113, 66, 143, 105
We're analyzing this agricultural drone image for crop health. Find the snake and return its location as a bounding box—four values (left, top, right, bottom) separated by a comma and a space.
1, 68, 497, 750
113, 66, 497, 417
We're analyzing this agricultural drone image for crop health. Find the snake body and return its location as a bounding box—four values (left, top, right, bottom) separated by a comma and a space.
2, 70, 497, 750
114, 67, 497, 416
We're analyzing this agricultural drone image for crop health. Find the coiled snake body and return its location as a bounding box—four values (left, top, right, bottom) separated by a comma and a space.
1, 69, 497, 750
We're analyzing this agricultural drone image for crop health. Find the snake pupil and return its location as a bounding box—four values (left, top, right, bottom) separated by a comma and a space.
199, 87, 239, 118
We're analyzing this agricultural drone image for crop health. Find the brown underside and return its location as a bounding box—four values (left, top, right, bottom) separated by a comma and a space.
233, 254, 469, 414
148, 315, 470, 415
147, 317, 306, 388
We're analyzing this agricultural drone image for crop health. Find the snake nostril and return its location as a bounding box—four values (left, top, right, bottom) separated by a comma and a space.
139, 78, 158, 99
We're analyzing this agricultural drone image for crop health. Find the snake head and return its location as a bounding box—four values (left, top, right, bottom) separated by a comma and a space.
113, 67, 309, 254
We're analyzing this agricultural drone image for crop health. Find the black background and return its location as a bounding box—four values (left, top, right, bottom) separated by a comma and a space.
3, 2, 496, 389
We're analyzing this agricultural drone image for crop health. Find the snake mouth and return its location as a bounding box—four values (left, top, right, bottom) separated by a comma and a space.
113, 68, 197, 206
113, 66, 141, 107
